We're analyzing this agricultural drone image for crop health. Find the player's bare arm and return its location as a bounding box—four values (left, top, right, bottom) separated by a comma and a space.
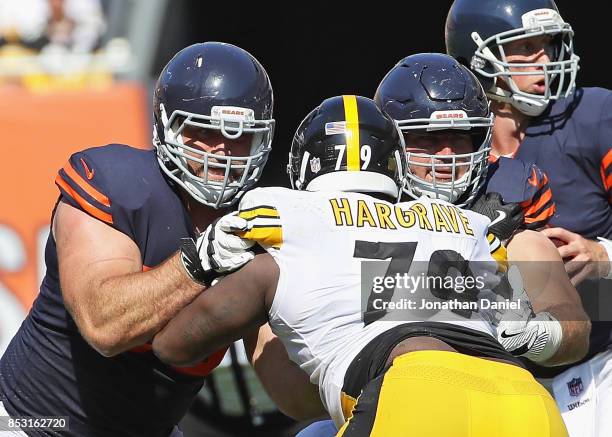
507, 229, 591, 365
152, 253, 277, 366
55, 201, 204, 357
243, 324, 327, 420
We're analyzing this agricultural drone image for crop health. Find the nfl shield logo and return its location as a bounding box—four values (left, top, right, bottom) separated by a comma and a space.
567, 377, 583, 397
310, 157, 321, 174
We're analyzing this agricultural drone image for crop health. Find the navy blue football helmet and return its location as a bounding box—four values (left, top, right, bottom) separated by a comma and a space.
375, 53, 493, 207
445, 0, 579, 116
288, 95, 407, 201
153, 42, 274, 208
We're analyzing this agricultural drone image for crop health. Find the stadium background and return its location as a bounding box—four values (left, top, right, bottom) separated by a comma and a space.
0, 0, 609, 435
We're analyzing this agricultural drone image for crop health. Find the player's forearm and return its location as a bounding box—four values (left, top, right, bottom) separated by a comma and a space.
244, 326, 326, 420
153, 253, 274, 366
76, 252, 204, 356
537, 306, 590, 367
545, 319, 591, 366
506, 230, 591, 365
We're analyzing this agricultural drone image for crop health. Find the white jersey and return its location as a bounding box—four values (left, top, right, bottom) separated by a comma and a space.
237, 187, 506, 427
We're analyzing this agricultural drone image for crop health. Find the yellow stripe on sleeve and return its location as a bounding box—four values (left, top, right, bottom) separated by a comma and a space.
486, 233, 508, 272
238, 226, 283, 249
238, 207, 280, 221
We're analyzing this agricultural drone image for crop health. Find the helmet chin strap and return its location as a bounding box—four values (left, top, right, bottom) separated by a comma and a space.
405, 178, 463, 204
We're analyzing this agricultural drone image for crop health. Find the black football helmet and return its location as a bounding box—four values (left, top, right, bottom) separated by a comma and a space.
288, 95, 407, 201
445, 0, 579, 116
375, 53, 493, 207
153, 42, 274, 208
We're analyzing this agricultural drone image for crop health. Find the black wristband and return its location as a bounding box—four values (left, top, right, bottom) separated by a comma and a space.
179, 238, 219, 286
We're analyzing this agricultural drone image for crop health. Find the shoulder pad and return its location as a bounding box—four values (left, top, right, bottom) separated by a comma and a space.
55, 144, 159, 238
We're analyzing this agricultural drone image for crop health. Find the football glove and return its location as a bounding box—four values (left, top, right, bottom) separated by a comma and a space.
180, 212, 255, 285
495, 266, 563, 363
470, 192, 524, 241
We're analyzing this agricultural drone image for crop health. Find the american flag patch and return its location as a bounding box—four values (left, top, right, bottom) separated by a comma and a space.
325, 121, 347, 135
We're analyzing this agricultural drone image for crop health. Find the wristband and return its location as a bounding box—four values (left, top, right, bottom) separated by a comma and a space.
523, 312, 563, 364
597, 237, 612, 280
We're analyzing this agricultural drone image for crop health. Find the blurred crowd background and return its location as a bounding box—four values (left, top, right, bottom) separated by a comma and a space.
0, 1, 610, 435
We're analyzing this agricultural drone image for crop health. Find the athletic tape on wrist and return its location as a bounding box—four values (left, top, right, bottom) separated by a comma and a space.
523, 312, 563, 364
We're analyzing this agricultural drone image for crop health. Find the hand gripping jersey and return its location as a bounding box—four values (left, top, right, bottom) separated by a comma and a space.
237, 187, 507, 427
0, 144, 226, 437
485, 156, 555, 230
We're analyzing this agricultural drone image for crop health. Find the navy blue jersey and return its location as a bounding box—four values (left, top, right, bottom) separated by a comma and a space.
513, 88, 612, 376
0, 144, 225, 436
485, 156, 555, 230
515, 87, 612, 239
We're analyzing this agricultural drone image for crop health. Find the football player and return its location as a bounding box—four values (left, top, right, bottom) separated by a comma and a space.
376, 52, 553, 232
153, 95, 569, 436
375, 52, 589, 367
295, 54, 591, 437
446, 0, 611, 282
0, 42, 273, 437
446, 1, 612, 435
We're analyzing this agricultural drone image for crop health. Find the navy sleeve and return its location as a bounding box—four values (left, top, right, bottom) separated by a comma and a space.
55, 151, 115, 226
598, 92, 612, 203
54, 145, 150, 241
486, 158, 555, 230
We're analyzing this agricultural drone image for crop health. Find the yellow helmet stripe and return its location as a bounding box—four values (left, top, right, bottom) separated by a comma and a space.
343, 95, 360, 171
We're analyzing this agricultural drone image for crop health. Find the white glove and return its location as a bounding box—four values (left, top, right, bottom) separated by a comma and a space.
198, 213, 255, 273
496, 265, 563, 363
180, 213, 255, 285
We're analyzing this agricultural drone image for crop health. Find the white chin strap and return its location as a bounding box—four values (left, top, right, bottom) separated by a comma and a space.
487, 86, 548, 117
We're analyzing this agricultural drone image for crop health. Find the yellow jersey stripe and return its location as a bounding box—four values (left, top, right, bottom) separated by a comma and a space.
238, 226, 283, 249
343, 95, 360, 171
238, 207, 280, 220
491, 245, 508, 273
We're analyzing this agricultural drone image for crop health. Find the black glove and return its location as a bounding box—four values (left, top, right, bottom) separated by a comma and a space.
469, 192, 524, 241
